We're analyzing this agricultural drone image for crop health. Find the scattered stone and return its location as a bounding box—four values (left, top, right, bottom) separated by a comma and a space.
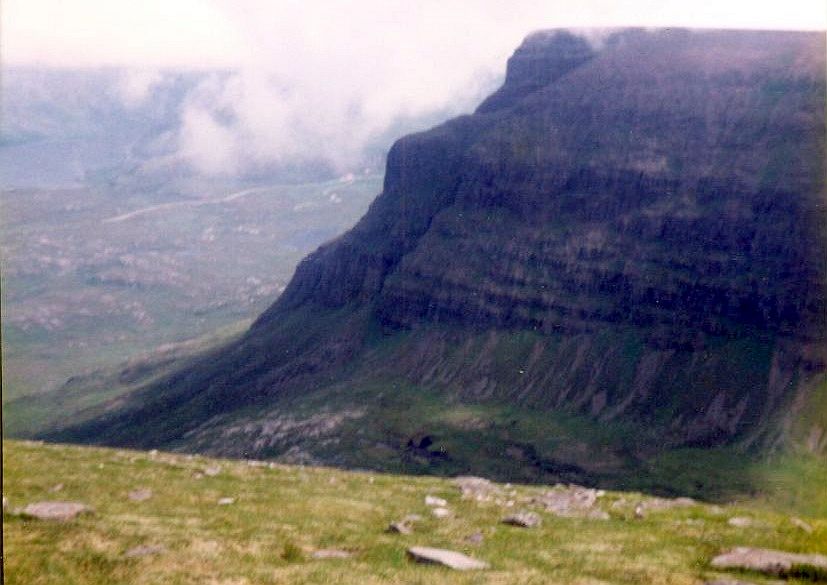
203, 466, 221, 477
49, 484, 64, 493
432, 507, 452, 519
454, 476, 500, 501
387, 521, 413, 534
533, 484, 609, 520
124, 544, 166, 558
149, 449, 159, 457
20, 501, 93, 521
727, 517, 754, 528
217, 497, 235, 506
634, 503, 645, 519
387, 514, 423, 534
464, 532, 485, 545
246, 459, 267, 468
711, 547, 827, 576
502, 511, 542, 528
635, 496, 696, 514
791, 517, 814, 533
425, 495, 448, 507
312, 549, 353, 559
128, 488, 152, 502
407, 546, 489, 571
3, 496, 8, 511
193, 472, 204, 480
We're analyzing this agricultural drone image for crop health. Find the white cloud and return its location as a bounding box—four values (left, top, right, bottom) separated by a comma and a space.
4, 0, 825, 176
117, 70, 166, 108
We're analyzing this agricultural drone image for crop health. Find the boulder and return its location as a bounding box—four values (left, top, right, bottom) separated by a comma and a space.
502, 511, 542, 528
425, 495, 448, 507
791, 517, 814, 533
20, 501, 93, 521
312, 548, 353, 559
387, 515, 421, 534
711, 547, 827, 576
124, 544, 166, 558
128, 488, 152, 502
407, 546, 489, 570
454, 476, 500, 501
727, 517, 754, 528
533, 484, 608, 519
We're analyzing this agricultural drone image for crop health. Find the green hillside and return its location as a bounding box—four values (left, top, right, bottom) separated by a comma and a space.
3, 440, 827, 585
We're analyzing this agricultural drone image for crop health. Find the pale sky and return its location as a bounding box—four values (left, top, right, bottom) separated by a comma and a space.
4, 1, 825, 176
4, 0, 825, 68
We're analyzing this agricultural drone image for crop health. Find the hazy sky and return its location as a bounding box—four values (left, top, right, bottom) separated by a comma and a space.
5, 0, 825, 67
4, 1, 826, 176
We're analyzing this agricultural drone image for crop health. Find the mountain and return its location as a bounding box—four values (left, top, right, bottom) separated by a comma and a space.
45, 28, 827, 495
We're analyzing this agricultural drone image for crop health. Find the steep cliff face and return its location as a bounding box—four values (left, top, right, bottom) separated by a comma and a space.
265, 29, 826, 344
50, 29, 827, 482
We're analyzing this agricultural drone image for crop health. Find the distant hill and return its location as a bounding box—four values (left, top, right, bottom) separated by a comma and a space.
45, 29, 827, 494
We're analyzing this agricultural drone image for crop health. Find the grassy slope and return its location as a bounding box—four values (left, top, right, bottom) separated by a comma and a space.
11, 308, 825, 504
3, 440, 826, 585
2, 320, 251, 438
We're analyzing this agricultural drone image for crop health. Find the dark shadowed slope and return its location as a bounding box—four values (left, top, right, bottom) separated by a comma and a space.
45, 29, 827, 494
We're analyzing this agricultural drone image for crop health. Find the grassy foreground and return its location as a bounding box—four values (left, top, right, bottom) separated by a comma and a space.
3, 440, 826, 585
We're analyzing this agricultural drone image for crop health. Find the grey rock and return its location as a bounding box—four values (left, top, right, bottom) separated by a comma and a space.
124, 544, 166, 558
128, 488, 152, 502
431, 507, 451, 519
217, 497, 235, 505
464, 531, 485, 545
727, 516, 754, 528
533, 484, 608, 519
634, 503, 645, 519
387, 520, 414, 534
203, 466, 221, 477
711, 547, 827, 576
407, 546, 489, 570
425, 495, 448, 507
387, 513, 425, 533
21, 501, 93, 521
791, 517, 814, 533
635, 496, 696, 514
502, 511, 542, 528
312, 548, 353, 559
454, 476, 500, 501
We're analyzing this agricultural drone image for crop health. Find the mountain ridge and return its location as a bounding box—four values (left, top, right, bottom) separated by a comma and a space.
43, 28, 827, 490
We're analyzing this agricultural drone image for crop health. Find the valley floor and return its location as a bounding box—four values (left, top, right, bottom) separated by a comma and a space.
3, 440, 826, 584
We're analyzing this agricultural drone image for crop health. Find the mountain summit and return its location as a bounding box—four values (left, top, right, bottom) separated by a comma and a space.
50, 29, 827, 492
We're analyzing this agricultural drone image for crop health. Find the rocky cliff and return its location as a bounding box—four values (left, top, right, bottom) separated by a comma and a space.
48, 29, 827, 487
